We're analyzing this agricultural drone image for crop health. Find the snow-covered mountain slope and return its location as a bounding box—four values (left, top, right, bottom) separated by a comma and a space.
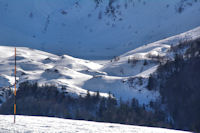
0, 46, 108, 98
0, 45, 157, 105
102, 26, 200, 77
0, 115, 191, 133
0, 26, 200, 107
0, 0, 200, 59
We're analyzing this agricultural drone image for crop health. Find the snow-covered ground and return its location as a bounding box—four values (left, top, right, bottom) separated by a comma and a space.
0, 115, 191, 133
0, 0, 200, 59
0, 26, 200, 106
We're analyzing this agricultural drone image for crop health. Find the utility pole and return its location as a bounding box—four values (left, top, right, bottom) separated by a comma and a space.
14, 48, 16, 123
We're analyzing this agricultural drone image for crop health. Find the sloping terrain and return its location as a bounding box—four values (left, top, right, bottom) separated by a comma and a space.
0, 0, 200, 59
0, 115, 191, 133
0, 26, 200, 107
147, 39, 200, 131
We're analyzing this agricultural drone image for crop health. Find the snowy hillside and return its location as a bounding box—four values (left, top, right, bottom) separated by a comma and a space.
1, 26, 200, 107
0, 45, 157, 106
0, 0, 200, 59
0, 115, 191, 133
0, 46, 109, 103
102, 25, 200, 77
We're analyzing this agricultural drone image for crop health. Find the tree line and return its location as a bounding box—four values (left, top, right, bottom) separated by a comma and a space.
0, 81, 170, 128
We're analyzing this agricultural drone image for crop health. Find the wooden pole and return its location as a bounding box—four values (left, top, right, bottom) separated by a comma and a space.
14, 48, 16, 123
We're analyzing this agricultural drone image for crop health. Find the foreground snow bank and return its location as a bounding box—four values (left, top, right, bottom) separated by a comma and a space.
0, 115, 190, 133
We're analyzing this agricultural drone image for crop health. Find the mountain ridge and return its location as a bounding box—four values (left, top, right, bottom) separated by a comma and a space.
0, 0, 200, 59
